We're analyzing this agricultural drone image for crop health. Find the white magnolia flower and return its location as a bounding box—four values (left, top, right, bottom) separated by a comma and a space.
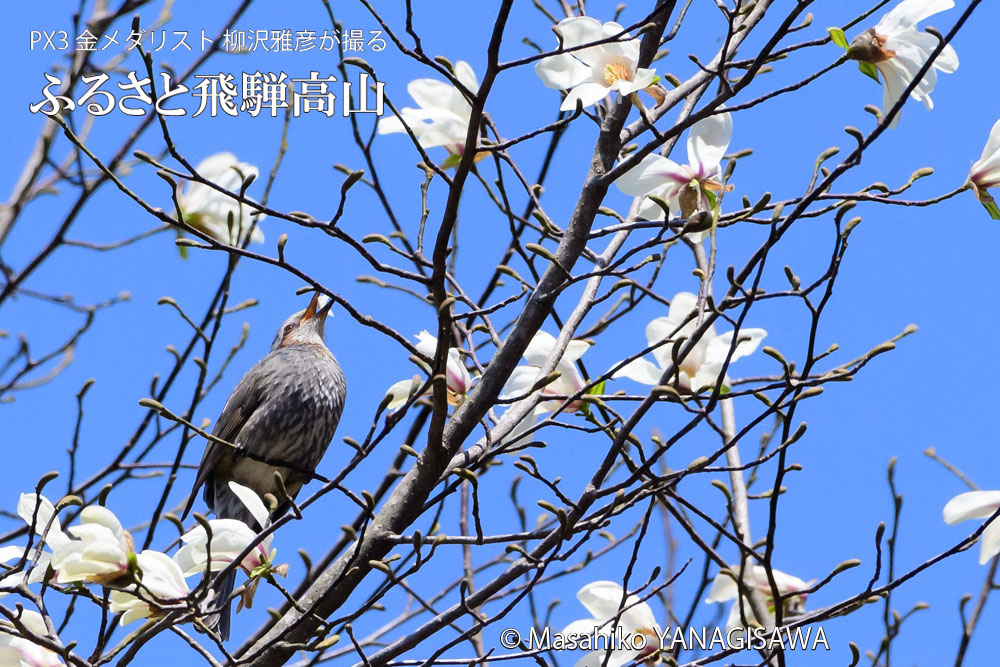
943, 490, 1000, 564
178, 152, 265, 244
50, 506, 135, 585
612, 292, 766, 392
499, 331, 591, 438
970, 119, 1000, 209
616, 111, 733, 240
109, 551, 190, 626
848, 0, 958, 128
0, 494, 70, 597
705, 566, 812, 630
377, 61, 479, 157
174, 482, 277, 577
385, 331, 473, 410
0, 610, 63, 667
562, 581, 660, 667
535, 16, 656, 111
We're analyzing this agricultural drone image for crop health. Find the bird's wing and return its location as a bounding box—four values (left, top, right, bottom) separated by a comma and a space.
181, 361, 266, 519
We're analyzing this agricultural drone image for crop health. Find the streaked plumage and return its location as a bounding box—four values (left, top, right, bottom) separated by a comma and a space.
183, 293, 346, 639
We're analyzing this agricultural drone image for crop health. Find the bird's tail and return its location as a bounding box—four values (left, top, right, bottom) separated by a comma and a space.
202, 568, 237, 641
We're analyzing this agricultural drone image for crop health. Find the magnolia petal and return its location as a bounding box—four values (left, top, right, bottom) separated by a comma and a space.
414, 330, 437, 358
505, 402, 543, 444
576, 581, 654, 629
535, 53, 592, 91
78, 506, 125, 537
597, 21, 640, 62
563, 617, 609, 638
564, 339, 591, 363
644, 316, 678, 370
0, 546, 26, 564
136, 550, 189, 599
617, 67, 656, 96
16, 494, 68, 549
228, 481, 270, 529
376, 114, 406, 136
979, 517, 1000, 564
687, 111, 733, 177
407, 79, 465, 116
555, 16, 605, 51
705, 569, 739, 603
636, 187, 671, 221
972, 119, 1000, 188
385, 378, 422, 410
574, 648, 637, 667
500, 366, 542, 400
876, 0, 955, 37
561, 82, 612, 111
876, 61, 906, 129
904, 30, 959, 73
768, 568, 811, 594
943, 490, 1000, 524
454, 61, 480, 92
194, 153, 246, 191
704, 328, 767, 367
612, 357, 663, 386
977, 119, 1000, 165
523, 331, 558, 367
615, 154, 685, 198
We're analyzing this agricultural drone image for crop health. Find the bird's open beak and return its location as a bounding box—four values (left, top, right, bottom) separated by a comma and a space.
301, 292, 333, 323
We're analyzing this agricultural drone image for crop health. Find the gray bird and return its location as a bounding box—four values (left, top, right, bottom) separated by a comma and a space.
183, 292, 346, 640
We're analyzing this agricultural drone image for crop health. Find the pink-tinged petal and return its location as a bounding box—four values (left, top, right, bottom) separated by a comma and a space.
876, 0, 954, 36
446, 349, 472, 394
972, 119, 1000, 187
687, 111, 732, 177
943, 490, 1000, 524
615, 154, 684, 197
560, 82, 612, 111
612, 357, 663, 386
535, 53, 592, 90
979, 518, 1000, 564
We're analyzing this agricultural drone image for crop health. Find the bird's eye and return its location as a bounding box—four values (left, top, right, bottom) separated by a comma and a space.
284, 324, 295, 334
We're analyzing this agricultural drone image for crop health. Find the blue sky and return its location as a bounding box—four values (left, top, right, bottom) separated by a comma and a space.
3, 1, 1000, 665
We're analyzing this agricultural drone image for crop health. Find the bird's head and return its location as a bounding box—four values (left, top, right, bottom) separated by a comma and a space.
271, 292, 333, 351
